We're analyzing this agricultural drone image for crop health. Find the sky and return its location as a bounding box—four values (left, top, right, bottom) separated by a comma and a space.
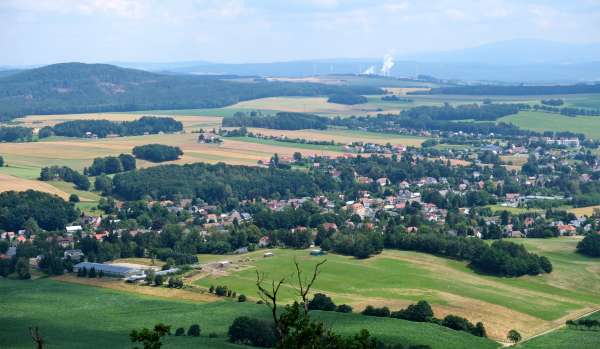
1, 0, 600, 66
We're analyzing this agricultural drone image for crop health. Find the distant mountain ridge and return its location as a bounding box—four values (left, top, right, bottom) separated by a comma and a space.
404, 39, 600, 65
0, 63, 381, 120
125, 39, 600, 83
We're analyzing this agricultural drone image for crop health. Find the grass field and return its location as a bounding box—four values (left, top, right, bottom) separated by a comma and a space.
500, 110, 600, 139
194, 239, 600, 341
0, 278, 498, 349
517, 310, 600, 349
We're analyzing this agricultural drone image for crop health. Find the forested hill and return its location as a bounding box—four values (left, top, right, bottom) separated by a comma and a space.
0, 63, 381, 120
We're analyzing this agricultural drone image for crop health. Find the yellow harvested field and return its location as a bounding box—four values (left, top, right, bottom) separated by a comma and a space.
0, 173, 70, 199
383, 87, 430, 95
231, 97, 384, 116
569, 205, 600, 217
14, 113, 221, 132
54, 274, 218, 303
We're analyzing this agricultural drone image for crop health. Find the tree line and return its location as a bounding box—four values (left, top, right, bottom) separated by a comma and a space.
0, 126, 33, 142
417, 83, 600, 96
40, 116, 183, 138
39, 166, 90, 190
84, 154, 136, 176
383, 231, 552, 277
222, 111, 329, 130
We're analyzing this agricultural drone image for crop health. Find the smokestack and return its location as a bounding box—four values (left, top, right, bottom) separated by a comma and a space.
362, 66, 376, 75
380, 53, 395, 76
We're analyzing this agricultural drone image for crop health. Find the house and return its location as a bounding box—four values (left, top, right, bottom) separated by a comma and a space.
557, 225, 577, 236
376, 178, 390, 186
509, 231, 524, 238
234, 247, 249, 254
64, 249, 84, 261
322, 222, 338, 232
258, 236, 271, 248
66, 225, 83, 234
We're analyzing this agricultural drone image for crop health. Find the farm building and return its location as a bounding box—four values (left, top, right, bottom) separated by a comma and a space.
74, 262, 144, 278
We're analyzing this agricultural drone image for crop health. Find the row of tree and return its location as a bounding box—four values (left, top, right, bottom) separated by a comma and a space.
39, 165, 90, 190
222, 111, 329, 130
40, 116, 183, 138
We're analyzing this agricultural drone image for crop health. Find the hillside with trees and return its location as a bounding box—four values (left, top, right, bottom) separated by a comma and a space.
0, 63, 382, 120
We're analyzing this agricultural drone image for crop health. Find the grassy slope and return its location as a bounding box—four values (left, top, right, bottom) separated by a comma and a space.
195, 240, 600, 339
0, 278, 497, 349
500, 110, 600, 139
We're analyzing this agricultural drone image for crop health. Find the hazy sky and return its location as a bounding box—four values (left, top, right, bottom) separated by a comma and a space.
1, 0, 600, 65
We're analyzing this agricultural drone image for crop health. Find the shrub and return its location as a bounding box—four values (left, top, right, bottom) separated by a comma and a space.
391, 301, 433, 322
361, 305, 390, 317
577, 234, 600, 257
88, 267, 97, 278
154, 274, 164, 286
307, 293, 336, 311
238, 294, 247, 302
187, 324, 201, 337
175, 327, 185, 336
228, 316, 277, 348
335, 304, 353, 313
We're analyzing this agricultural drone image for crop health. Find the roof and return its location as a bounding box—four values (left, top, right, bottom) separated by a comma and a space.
74, 262, 143, 274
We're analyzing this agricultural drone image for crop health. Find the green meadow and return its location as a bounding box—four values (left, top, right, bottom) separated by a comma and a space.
500, 110, 600, 139
0, 278, 497, 349
195, 239, 600, 339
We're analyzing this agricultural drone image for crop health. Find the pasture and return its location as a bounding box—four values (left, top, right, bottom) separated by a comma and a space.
194, 238, 600, 341
0, 278, 498, 349
500, 110, 600, 139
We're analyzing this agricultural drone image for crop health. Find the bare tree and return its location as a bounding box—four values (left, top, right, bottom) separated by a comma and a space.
255, 259, 327, 336
256, 270, 286, 336
29, 327, 45, 349
294, 257, 326, 312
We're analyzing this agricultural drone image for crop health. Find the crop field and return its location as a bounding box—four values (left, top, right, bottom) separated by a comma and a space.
0, 173, 71, 199
500, 110, 600, 139
0, 113, 427, 187
194, 238, 600, 341
0, 278, 498, 349
569, 205, 600, 217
